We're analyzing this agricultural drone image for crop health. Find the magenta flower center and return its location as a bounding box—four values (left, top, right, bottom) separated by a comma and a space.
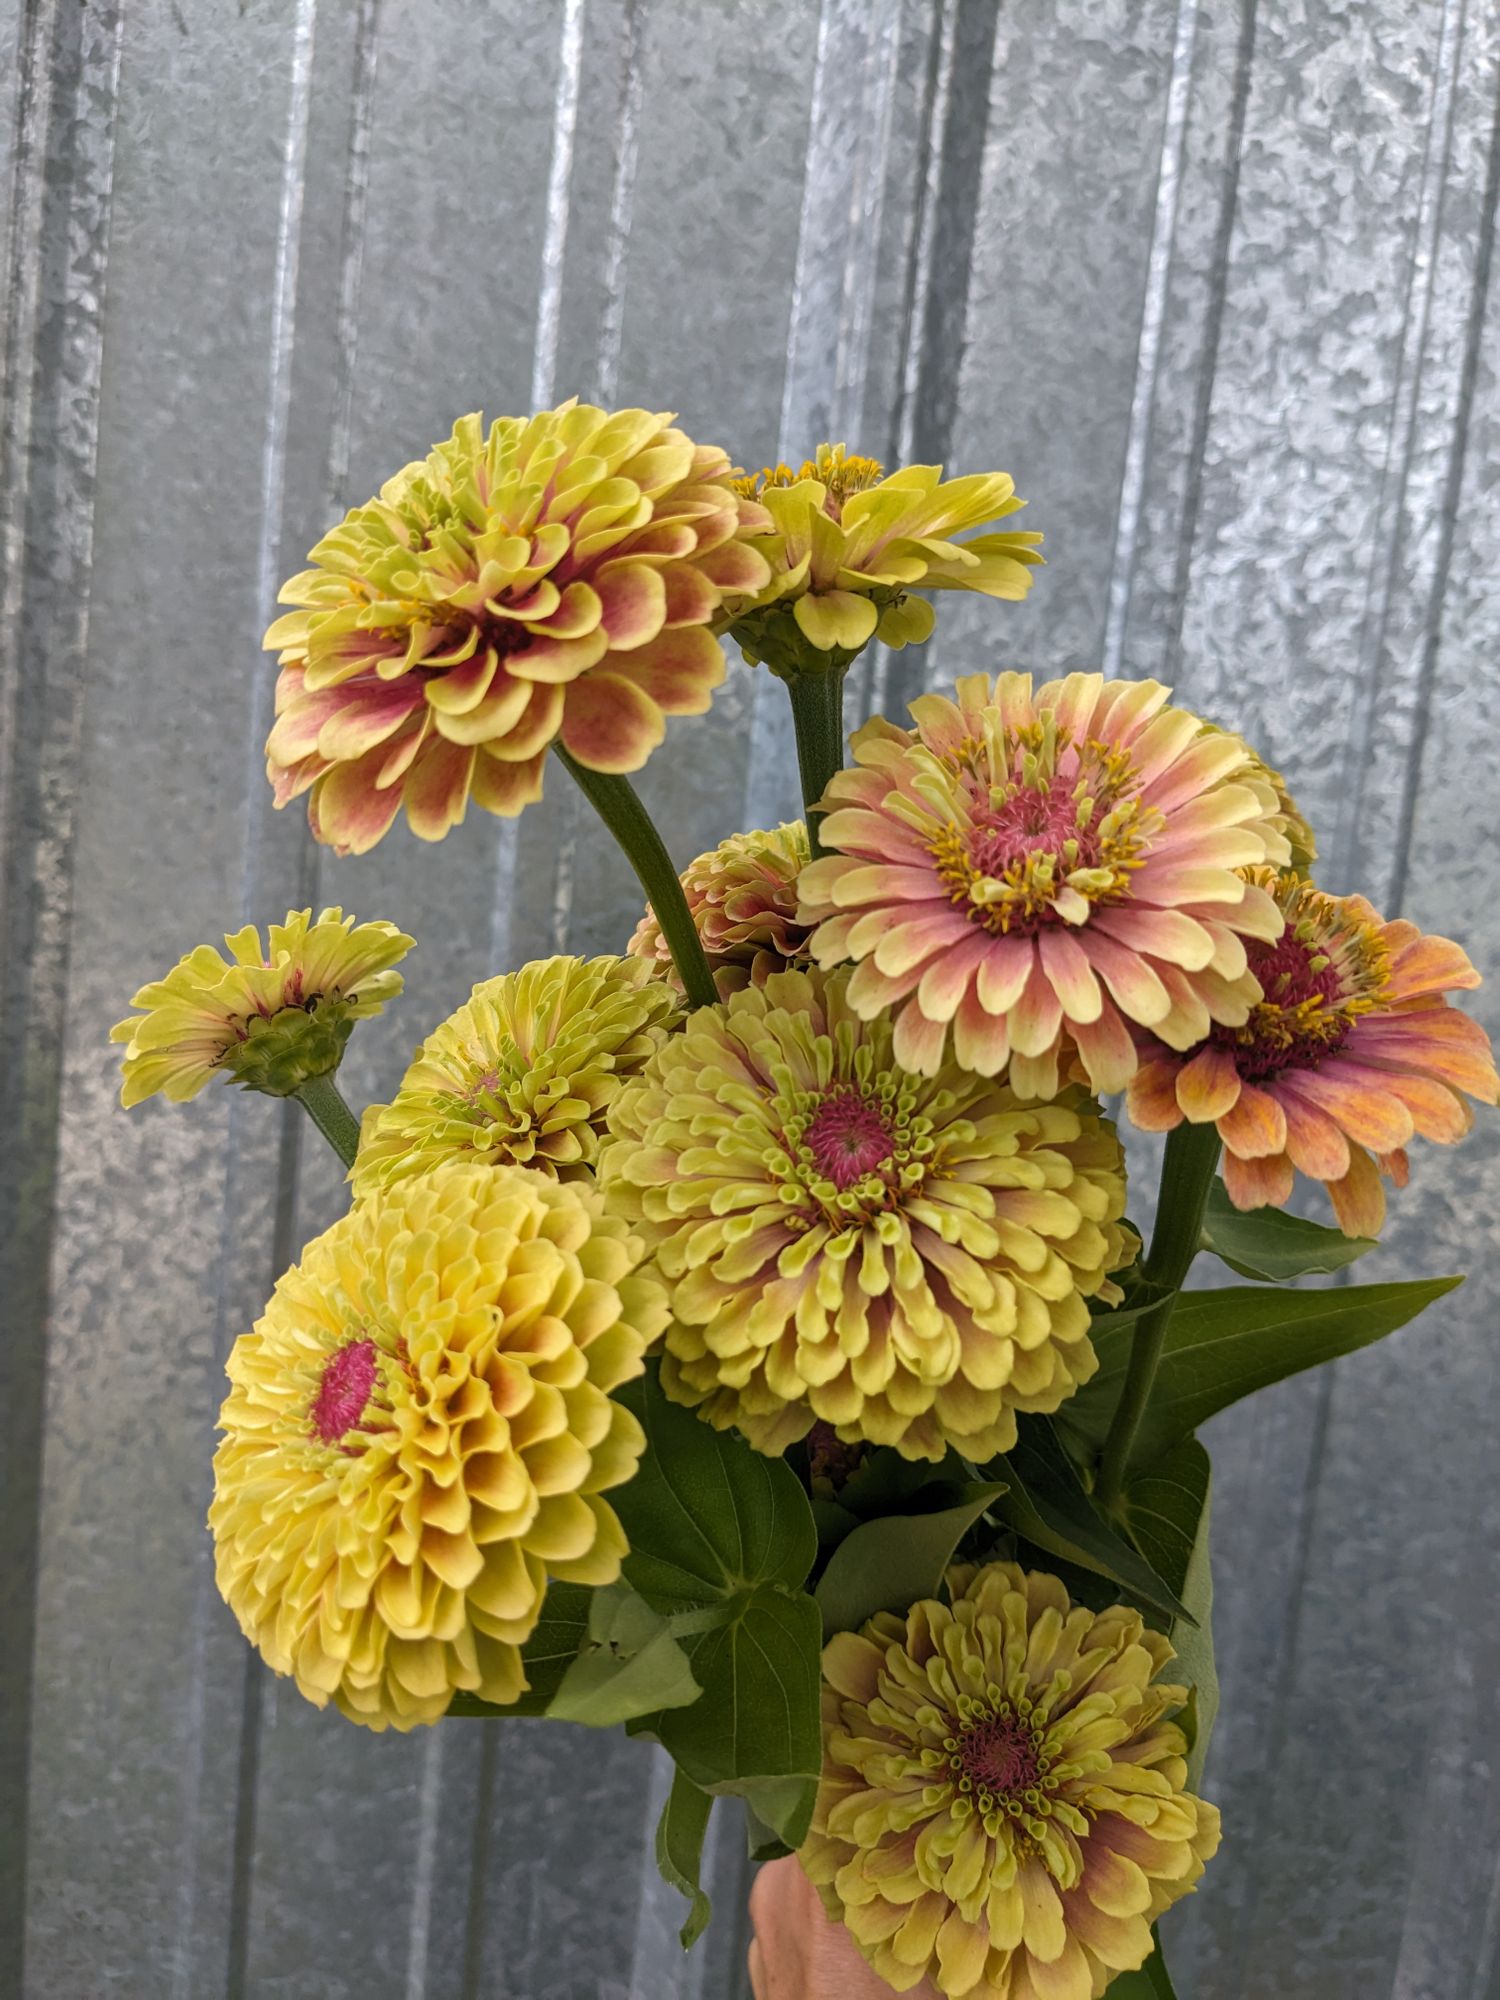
311, 1337, 379, 1444
1218, 918, 1384, 1081
805, 1087, 896, 1188
957, 1712, 1043, 1799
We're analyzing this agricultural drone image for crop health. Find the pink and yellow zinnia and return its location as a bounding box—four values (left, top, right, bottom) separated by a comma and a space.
799, 672, 1289, 1098
1127, 869, 1498, 1235
264, 404, 770, 854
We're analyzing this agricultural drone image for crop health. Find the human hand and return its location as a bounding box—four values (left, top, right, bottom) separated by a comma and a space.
746, 1855, 942, 1999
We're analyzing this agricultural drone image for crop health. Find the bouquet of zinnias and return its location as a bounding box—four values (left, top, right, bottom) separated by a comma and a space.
114, 403, 1495, 1998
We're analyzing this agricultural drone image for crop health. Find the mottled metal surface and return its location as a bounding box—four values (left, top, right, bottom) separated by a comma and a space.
3, 2, 1498, 1995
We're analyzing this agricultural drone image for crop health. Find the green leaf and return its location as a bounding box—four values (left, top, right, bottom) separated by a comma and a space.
1200, 1178, 1375, 1281
1104, 1930, 1178, 1996
447, 1582, 593, 1717
814, 1483, 1005, 1638
990, 1418, 1191, 1625
1122, 1439, 1217, 1789
745, 1805, 794, 1864
1060, 1276, 1461, 1465
546, 1580, 700, 1727
654, 1582, 824, 1849
654, 1768, 715, 1952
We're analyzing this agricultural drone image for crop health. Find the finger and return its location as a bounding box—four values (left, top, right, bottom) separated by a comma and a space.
746, 1935, 767, 1999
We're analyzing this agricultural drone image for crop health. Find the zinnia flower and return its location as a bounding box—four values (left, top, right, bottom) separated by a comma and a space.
802, 1561, 1220, 1998
726, 445, 1042, 674
799, 672, 1288, 1098
600, 967, 1129, 1463
210, 1162, 666, 1730
264, 403, 772, 854
1127, 869, 1498, 1235
353, 954, 677, 1197
111, 906, 412, 1104
626, 821, 814, 994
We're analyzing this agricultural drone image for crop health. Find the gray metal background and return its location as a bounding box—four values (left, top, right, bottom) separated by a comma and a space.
2, 1, 1498, 1995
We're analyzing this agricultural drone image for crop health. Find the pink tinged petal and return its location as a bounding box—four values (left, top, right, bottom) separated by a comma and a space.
310, 753, 404, 856
694, 540, 771, 592
1148, 825, 1268, 871
1278, 1089, 1352, 1181
403, 738, 475, 843
266, 682, 353, 765
314, 681, 429, 761
935, 1908, 990, 1992
1328, 1144, 1387, 1237
471, 748, 545, 816
1077, 933, 1172, 1026
593, 561, 667, 649
953, 984, 1011, 1075
431, 671, 534, 747
875, 911, 969, 977
1126, 1057, 1187, 1131
1028, 1936, 1095, 1999
522, 579, 603, 640
846, 955, 924, 1012
660, 564, 718, 627
1139, 864, 1247, 907
1039, 928, 1103, 1023
1045, 671, 1107, 744
482, 681, 565, 760
507, 629, 610, 684
1142, 730, 1250, 813
1091, 905, 1216, 971
1174, 1044, 1242, 1122
1350, 1011, 1498, 1099
892, 999, 949, 1075
1116, 703, 1201, 786
1379, 1071, 1472, 1142
1070, 1001, 1139, 1093
1388, 930, 1481, 998
1221, 1146, 1295, 1212
1098, 675, 1172, 744
559, 673, 665, 773
422, 645, 499, 715
1009, 1043, 1063, 1100
917, 932, 993, 1022
1216, 1081, 1288, 1159
1009, 962, 1064, 1058
976, 935, 1037, 1014
1278, 1065, 1415, 1153
374, 715, 431, 789
611, 626, 726, 716
818, 806, 928, 863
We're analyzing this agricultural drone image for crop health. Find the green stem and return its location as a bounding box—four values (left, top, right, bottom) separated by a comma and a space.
555, 746, 718, 1009
783, 667, 849, 857
1095, 1120, 1222, 1510
294, 1070, 363, 1170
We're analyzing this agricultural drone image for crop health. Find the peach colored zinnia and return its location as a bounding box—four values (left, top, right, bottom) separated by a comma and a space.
800, 672, 1289, 1098
626, 820, 814, 995
803, 1561, 1219, 1998
264, 403, 771, 855
1127, 869, 1498, 1236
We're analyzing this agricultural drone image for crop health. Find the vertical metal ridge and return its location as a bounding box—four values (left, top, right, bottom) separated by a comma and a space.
531, 0, 586, 413
1101, 0, 1200, 680
1332, 0, 1469, 895
0, 2, 125, 1985
592, 0, 647, 409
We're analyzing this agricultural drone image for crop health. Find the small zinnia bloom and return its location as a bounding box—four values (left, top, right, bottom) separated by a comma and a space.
264, 403, 771, 855
800, 672, 1288, 1098
111, 906, 412, 1105
600, 967, 1129, 1463
353, 954, 677, 1197
210, 1163, 666, 1730
802, 1561, 1220, 1999
626, 820, 814, 995
726, 445, 1042, 672
1128, 869, 1498, 1235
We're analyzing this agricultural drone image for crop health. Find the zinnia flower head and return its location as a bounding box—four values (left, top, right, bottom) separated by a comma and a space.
802, 1561, 1220, 1998
353, 954, 677, 1197
726, 445, 1042, 675
1128, 868, 1498, 1235
600, 967, 1129, 1463
210, 1162, 666, 1730
264, 403, 772, 855
111, 906, 412, 1105
800, 672, 1289, 1098
626, 820, 814, 995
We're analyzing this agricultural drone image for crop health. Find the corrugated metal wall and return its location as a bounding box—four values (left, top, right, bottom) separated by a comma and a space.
3, 2, 1498, 1994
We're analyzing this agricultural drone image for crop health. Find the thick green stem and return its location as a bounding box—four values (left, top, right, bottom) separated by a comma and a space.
783, 667, 849, 857
1095, 1120, 1222, 1509
295, 1070, 363, 1170
555, 746, 718, 1009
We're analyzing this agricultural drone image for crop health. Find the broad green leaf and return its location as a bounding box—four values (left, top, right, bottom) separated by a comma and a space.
1200, 1178, 1375, 1281
654, 1768, 715, 1951
1060, 1277, 1461, 1465
1104, 1930, 1178, 1996
814, 1483, 1004, 1637
654, 1582, 824, 1848
745, 1804, 794, 1864
989, 1418, 1191, 1625
1123, 1438, 1217, 1789
447, 1582, 593, 1717
615, 1366, 818, 1607
547, 1580, 700, 1727
835, 1443, 972, 1518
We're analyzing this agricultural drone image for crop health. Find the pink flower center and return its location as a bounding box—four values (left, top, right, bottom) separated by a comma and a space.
804, 1087, 895, 1188
957, 1712, 1043, 1799
1217, 933, 1360, 1080
311, 1337, 379, 1445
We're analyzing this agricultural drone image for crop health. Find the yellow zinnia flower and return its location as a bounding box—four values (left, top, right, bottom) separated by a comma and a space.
725, 444, 1042, 676
264, 403, 772, 854
210, 1163, 666, 1730
803, 1562, 1220, 1998
111, 906, 412, 1105
600, 967, 1129, 1462
353, 953, 678, 1196
626, 821, 814, 995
